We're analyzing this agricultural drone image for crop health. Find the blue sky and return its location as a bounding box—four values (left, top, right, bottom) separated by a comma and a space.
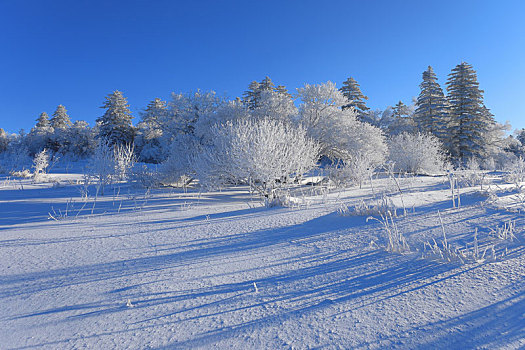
0, 0, 524, 133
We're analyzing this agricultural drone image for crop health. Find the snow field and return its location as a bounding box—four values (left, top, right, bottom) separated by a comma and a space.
0, 172, 524, 349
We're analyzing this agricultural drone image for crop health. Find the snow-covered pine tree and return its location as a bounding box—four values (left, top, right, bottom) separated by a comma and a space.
242, 81, 260, 110
446, 62, 495, 164
414, 66, 449, 138
339, 77, 369, 119
387, 100, 416, 135
50, 105, 72, 129
136, 98, 167, 163
275, 85, 292, 98
392, 101, 410, 119
36, 112, 51, 129
48, 105, 72, 153
96, 90, 135, 146
26, 112, 54, 155
516, 128, 525, 146
242, 77, 285, 110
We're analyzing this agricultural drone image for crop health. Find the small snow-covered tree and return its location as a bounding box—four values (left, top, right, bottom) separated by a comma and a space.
96, 90, 135, 146
388, 132, 446, 174
339, 77, 369, 119
191, 118, 320, 201
32, 149, 50, 179
89, 140, 116, 195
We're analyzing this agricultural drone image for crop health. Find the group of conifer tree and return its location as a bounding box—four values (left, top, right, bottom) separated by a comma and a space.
340, 62, 498, 165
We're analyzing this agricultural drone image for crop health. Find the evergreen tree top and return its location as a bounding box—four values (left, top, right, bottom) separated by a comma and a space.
36, 112, 50, 128
242, 77, 290, 109
339, 77, 369, 113
51, 104, 72, 129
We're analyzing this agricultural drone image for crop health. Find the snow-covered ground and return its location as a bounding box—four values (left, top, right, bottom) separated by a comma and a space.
1, 170, 524, 349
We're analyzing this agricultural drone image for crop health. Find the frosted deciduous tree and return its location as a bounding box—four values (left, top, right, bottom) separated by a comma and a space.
339, 77, 369, 119
164, 90, 222, 140
191, 118, 320, 201
297, 82, 386, 169
32, 149, 50, 178
446, 62, 495, 164
414, 66, 449, 138
96, 90, 135, 146
250, 90, 297, 122
388, 132, 446, 174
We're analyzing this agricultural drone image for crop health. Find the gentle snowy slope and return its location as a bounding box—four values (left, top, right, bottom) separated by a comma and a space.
0, 174, 524, 349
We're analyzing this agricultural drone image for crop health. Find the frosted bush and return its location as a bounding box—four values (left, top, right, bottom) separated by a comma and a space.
113, 143, 135, 181
89, 140, 116, 195
388, 132, 446, 174
32, 149, 50, 180
191, 117, 320, 201
505, 157, 525, 184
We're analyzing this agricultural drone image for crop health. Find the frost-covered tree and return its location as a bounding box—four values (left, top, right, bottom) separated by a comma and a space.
387, 100, 417, 135
32, 149, 50, 178
446, 62, 495, 164
191, 117, 320, 202
96, 90, 134, 146
135, 98, 167, 163
50, 105, 71, 129
339, 77, 369, 119
48, 105, 73, 153
0, 128, 8, 153
26, 112, 54, 155
242, 76, 289, 110
36, 112, 51, 129
64, 121, 96, 157
414, 66, 449, 137
164, 90, 223, 140
297, 81, 386, 168
250, 90, 297, 122
388, 132, 446, 174
516, 128, 525, 146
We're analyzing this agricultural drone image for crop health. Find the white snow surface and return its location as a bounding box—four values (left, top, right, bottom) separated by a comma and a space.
0, 171, 524, 349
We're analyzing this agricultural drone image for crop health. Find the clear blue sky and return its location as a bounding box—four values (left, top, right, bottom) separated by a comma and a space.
1, 0, 524, 133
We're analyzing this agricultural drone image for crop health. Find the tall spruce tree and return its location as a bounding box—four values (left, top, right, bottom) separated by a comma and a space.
96, 90, 134, 146
414, 66, 448, 137
50, 105, 72, 129
446, 62, 495, 164
339, 77, 369, 119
